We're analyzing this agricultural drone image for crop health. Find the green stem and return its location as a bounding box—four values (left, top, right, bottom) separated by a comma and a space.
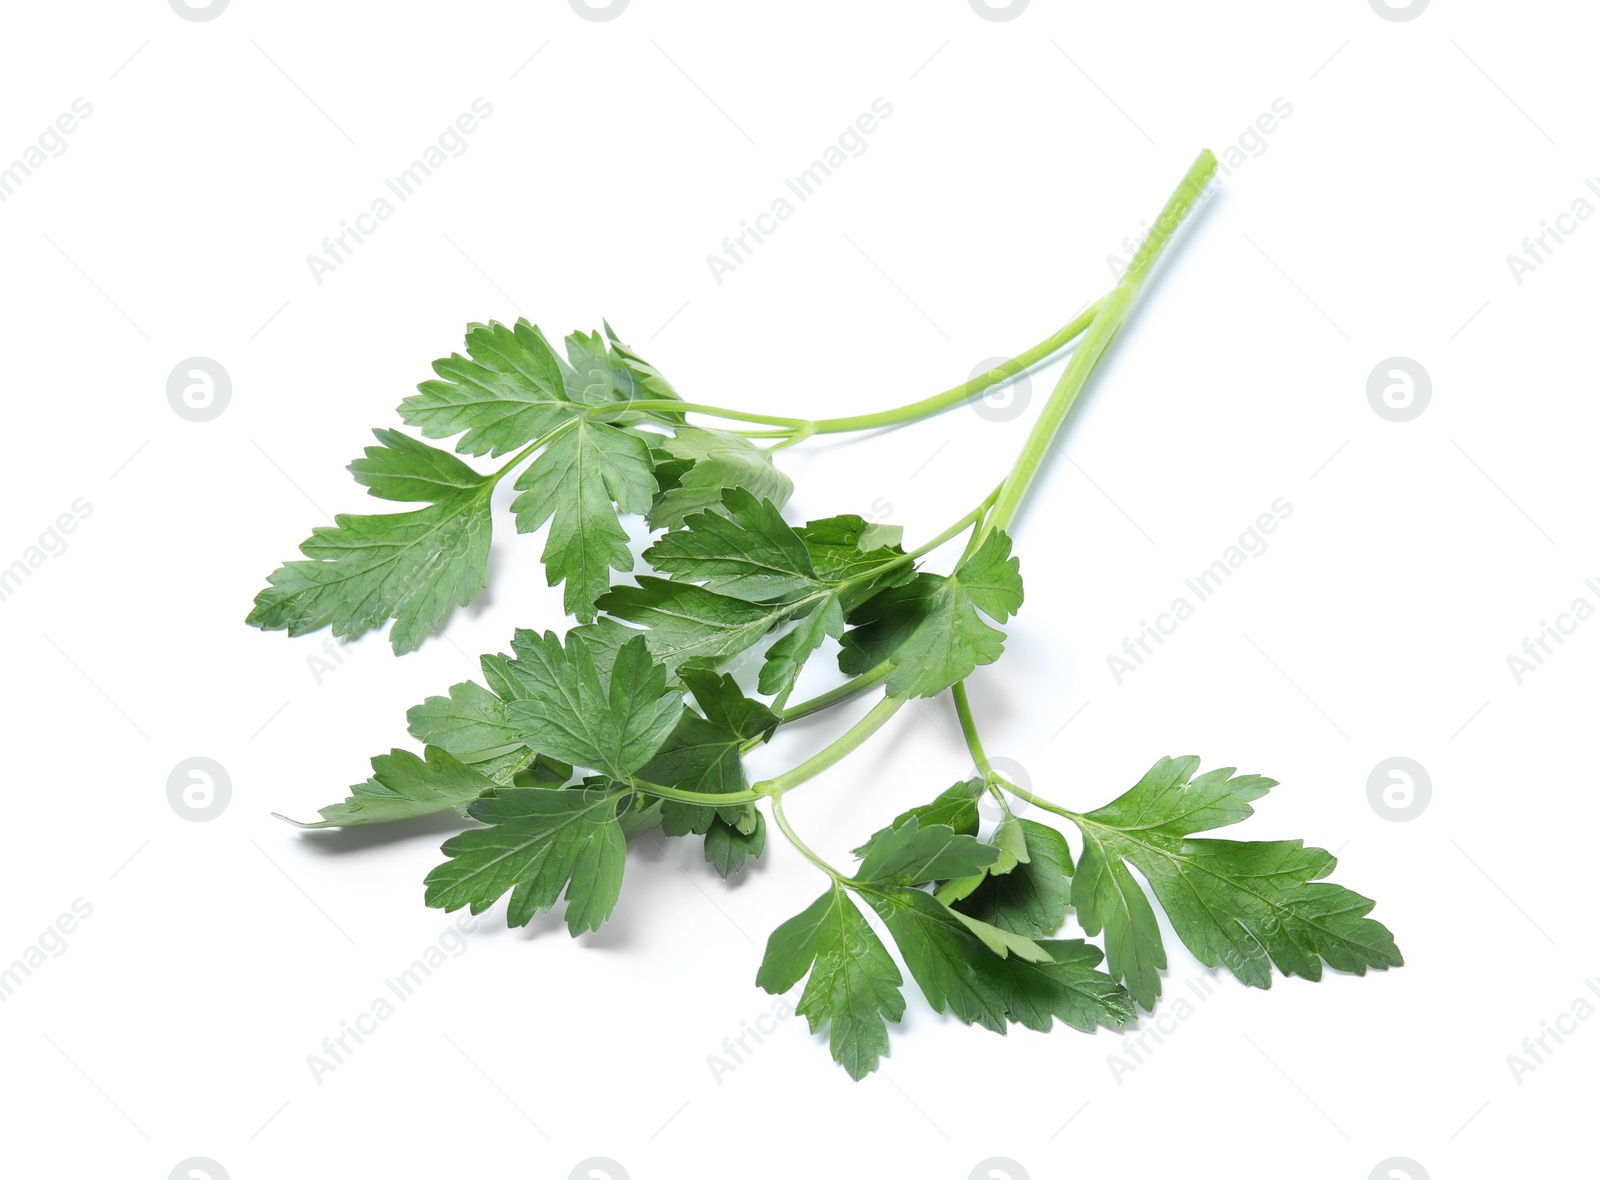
950, 682, 992, 777
767, 423, 816, 452
990, 775, 1082, 823
590, 304, 1100, 440
634, 687, 905, 806
770, 794, 846, 882
628, 776, 762, 807
840, 483, 1003, 591
594, 400, 811, 429
986, 150, 1216, 537
755, 694, 906, 796
808, 302, 1102, 434
952, 682, 1017, 820
594, 160, 1212, 828
774, 660, 892, 726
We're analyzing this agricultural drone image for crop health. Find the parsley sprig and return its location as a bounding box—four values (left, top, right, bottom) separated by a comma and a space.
253, 150, 1400, 1079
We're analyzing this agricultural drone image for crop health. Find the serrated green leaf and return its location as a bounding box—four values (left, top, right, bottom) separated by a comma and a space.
948, 909, 1053, 963
549, 323, 686, 426
993, 813, 1031, 873
406, 679, 530, 785
246, 433, 494, 654
756, 884, 904, 1080
853, 817, 999, 887
563, 328, 641, 406
646, 488, 820, 601
558, 616, 648, 680
1072, 832, 1167, 1010
704, 810, 765, 878
969, 939, 1136, 1033
870, 887, 1010, 1031
838, 529, 1024, 698
1083, 755, 1274, 837
852, 778, 985, 860
348, 428, 493, 502
503, 633, 681, 779
605, 322, 686, 422
597, 577, 793, 669
647, 428, 793, 529
425, 784, 627, 934
276, 746, 494, 829
798, 514, 906, 581
400, 319, 573, 457
637, 669, 777, 835
957, 527, 1027, 620
757, 596, 846, 700
1070, 756, 1403, 1009
512, 419, 657, 622
952, 819, 1075, 937
875, 887, 1101, 1033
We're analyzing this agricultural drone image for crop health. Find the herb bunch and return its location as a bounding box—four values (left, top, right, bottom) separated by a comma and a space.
250, 150, 1401, 1079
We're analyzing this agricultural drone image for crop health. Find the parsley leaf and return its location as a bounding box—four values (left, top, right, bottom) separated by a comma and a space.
950, 819, 1075, 937
604, 322, 686, 421
756, 884, 905, 1080
970, 939, 1136, 1034
256, 154, 1402, 1080
1069, 756, 1404, 1008
637, 669, 778, 835
643, 493, 912, 698
503, 633, 681, 780
512, 419, 656, 622
645, 489, 820, 601
838, 529, 1024, 697
246, 430, 494, 654
869, 887, 1011, 1030
872, 887, 1116, 1026
406, 678, 530, 784
852, 817, 999, 887
596, 577, 790, 668
275, 746, 494, 829
559, 323, 686, 423
852, 778, 985, 859
562, 327, 643, 406
704, 811, 766, 878
401, 319, 573, 457
756, 597, 846, 700
799, 515, 907, 581
424, 784, 627, 933
647, 428, 793, 529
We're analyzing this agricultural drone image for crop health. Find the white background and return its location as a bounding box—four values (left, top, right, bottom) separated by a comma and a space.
1, 1, 1594, 1177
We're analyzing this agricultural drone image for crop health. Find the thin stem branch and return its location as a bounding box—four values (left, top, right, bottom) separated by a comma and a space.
952, 682, 1017, 820
587, 306, 1100, 441
774, 661, 893, 726
538, 160, 1211, 831
593, 400, 811, 429
807, 302, 1102, 434
842, 484, 1003, 589
756, 694, 906, 796
950, 682, 992, 778
990, 775, 1082, 823
766, 423, 816, 452
770, 794, 847, 882
986, 150, 1217, 537
628, 776, 762, 807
